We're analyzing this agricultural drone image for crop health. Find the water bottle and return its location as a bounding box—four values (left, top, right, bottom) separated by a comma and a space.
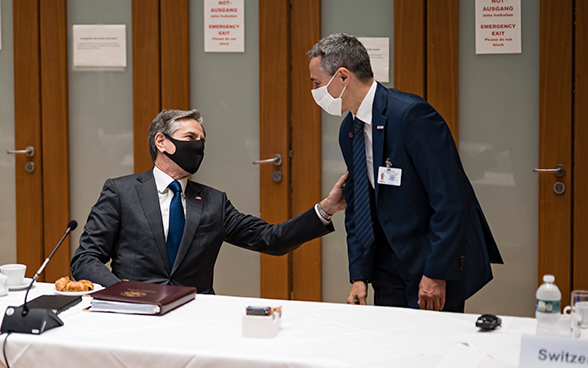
536, 274, 561, 336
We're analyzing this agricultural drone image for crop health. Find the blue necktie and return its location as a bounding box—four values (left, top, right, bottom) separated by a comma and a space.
352, 119, 375, 251
167, 180, 185, 268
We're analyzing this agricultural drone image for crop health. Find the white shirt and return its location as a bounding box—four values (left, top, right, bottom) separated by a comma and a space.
352, 81, 378, 188
153, 166, 188, 239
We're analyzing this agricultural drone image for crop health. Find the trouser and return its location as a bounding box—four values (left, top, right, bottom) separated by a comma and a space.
371, 237, 465, 312
369, 189, 464, 312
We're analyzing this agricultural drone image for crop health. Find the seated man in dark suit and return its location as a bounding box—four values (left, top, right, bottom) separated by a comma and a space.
71, 109, 347, 293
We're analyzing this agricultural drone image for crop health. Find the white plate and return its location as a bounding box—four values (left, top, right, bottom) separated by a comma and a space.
54, 283, 104, 296
7, 278, 34, 291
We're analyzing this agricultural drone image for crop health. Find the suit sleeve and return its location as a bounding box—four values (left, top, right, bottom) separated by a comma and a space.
402, 101, 469, 281
70, 179, 122, 287
222, 194, 334, 255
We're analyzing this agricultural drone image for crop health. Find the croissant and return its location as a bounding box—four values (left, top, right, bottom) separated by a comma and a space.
55, 276, 94, 292
54, 276, 70, 291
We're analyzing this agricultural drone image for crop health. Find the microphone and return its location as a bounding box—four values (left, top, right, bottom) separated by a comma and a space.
1, 220, 78, 334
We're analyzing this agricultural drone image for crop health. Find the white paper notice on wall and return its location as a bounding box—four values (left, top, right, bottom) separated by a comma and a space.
476, 0, 521, 54
357, 37, 389, 83
204, 0, 245, 52
73, 25, 127, 67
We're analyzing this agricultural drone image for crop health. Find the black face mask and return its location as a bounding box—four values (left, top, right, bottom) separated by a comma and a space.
163, 134, 205, 175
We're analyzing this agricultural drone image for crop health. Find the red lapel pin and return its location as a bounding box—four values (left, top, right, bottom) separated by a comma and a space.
349, 132, 354, 138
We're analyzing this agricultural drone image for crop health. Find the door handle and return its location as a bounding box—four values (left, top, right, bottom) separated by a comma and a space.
534, 164, 566, 195
253, 154, 283, 183
533, 164, 565, 177
7, 146, 36, 173
253, 154, 282, 166
7, 146, 35, 158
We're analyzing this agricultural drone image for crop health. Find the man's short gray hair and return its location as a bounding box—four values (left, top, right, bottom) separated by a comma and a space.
308, 33, 373, 83
148, 109, 205, 162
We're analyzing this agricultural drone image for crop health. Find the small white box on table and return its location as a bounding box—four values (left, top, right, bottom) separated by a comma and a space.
242, 312, 281, 338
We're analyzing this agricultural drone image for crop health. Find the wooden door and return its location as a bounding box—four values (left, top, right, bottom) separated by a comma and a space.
395, 0, 459, 137
13, 0, 70, 282
259, 0, 292, 300
539, 0, 588, 307
259, 0, 322, 301
291, 0, 323, 301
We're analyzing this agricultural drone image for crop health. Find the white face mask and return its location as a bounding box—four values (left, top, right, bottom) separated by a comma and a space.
311, 72, 346, 116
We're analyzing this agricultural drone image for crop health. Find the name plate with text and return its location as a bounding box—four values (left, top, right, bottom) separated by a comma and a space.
520, 334, 588, 367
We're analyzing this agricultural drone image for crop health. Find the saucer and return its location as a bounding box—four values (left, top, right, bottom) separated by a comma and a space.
7, 278, 34, 291
54, 283, 104, 296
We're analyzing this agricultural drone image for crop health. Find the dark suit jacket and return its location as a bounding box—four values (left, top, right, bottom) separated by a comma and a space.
71, 169, 334, 293
339, 83, 503, 307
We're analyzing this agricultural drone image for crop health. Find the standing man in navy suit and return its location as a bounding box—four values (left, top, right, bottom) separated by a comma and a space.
308, 33, 503, 312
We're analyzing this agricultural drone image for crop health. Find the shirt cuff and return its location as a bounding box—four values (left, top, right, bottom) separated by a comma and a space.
314, 204, 332, 225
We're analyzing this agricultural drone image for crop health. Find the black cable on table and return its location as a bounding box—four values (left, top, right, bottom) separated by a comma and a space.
2, 331, 12, 368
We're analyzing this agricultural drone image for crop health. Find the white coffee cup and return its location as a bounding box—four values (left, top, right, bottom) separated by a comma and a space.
0, 264, 27, 287
571, 290, 588, 329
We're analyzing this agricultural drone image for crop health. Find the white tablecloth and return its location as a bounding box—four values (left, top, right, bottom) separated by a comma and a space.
0, 283, 536, 368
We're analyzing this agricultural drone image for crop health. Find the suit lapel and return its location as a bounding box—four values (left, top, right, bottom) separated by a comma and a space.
171, 181, 203, 275
135, 170, 170, 273
372, 83, 388, 203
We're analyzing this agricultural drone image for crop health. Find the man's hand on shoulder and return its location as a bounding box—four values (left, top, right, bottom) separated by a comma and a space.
320, 172, 348, 216
418, 275, 446, 311
347, 280, 368, 305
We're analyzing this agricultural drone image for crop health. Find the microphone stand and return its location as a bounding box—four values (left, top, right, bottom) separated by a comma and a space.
21, 226, 74, 316
1, 221, 77, 334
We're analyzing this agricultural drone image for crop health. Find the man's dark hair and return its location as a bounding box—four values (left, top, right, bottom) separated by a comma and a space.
308, 33, 374, 83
